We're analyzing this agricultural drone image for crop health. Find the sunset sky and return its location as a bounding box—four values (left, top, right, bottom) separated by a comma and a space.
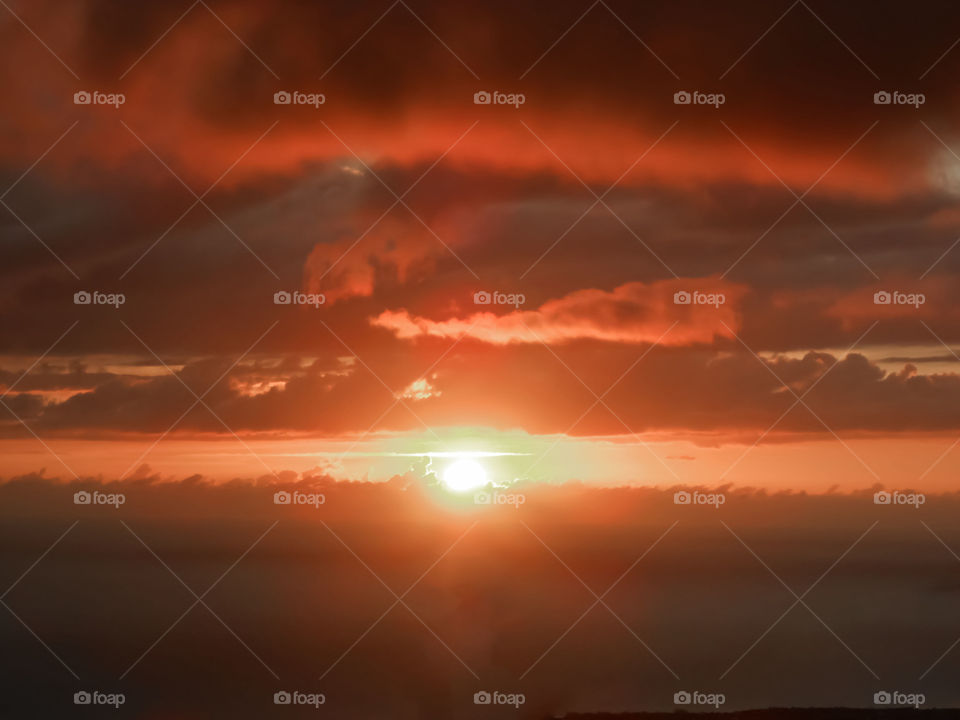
4, 0, 960, 492
4, 1, 960, 717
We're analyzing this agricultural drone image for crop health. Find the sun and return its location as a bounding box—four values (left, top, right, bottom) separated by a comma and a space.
441, 458, 488, 492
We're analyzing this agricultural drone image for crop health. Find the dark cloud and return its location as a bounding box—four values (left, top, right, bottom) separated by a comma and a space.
3, 0, 960, 439
1, 477, 959, 716
2, 341, 959, 439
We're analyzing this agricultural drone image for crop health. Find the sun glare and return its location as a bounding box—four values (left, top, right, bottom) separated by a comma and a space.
441, 458, 488, 492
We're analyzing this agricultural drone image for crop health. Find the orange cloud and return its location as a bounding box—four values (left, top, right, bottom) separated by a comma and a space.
371, 278, 746, 346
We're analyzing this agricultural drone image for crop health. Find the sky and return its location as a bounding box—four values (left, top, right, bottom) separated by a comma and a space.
3, 2, 960, 716
2, 0, 960, 492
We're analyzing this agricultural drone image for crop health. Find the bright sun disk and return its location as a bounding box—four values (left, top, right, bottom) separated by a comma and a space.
442, 458, 488, 492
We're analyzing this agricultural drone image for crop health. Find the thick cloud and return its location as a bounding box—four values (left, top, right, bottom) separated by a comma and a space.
1, 477, 959, 716
4, 341, 960, 439
3, 0, 960, 444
